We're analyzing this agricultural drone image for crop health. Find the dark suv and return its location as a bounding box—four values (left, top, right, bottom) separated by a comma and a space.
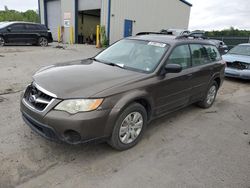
0, 21, 53, 46
20, 34, 225, 150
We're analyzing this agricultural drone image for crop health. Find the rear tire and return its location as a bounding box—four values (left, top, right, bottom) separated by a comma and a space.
108, 103, 147, 151
197, 81, 218, 108
0, 36, 5, 46
38, 37, 48, 47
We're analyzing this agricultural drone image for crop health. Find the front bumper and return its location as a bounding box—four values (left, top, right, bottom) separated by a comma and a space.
21, 97, 113, 144
225, 67, 250, 80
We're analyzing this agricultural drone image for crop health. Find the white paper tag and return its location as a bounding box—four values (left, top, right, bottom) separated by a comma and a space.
148, 42, 166, 48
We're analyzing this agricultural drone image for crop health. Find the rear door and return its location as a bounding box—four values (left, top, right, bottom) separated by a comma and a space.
25, 24, 40, 44
188, 44, 215, 102
153, 44, 193, 116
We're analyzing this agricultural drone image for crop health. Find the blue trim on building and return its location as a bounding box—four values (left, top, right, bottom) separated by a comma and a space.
75, 0, 78, 43
44, 0, 48, 26
107, 0, 111, 44
179, 0, 192, 7
38, 0, 41, 23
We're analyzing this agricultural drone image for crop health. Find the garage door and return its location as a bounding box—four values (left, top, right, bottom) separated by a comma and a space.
79, 0, 101, 11
47, 0, 61, 41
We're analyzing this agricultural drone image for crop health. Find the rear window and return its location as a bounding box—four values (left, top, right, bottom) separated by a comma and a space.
204, 45, 221, 62
26, 24, 39, 30
26, 24, 47, 30
39, 25, 48, 30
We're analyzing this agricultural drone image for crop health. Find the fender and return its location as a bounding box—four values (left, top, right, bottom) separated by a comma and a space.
209, 68, 224, 88
103, 89, 154, 136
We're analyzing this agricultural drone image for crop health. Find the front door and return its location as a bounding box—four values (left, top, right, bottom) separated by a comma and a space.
153, 44, 193, 116
5, 23, 27, 44
124, 19, 133, 37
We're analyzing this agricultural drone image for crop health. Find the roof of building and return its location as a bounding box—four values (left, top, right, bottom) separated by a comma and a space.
179, 0, 192, 7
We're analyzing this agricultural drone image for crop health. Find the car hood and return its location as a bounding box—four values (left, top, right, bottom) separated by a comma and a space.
222, 54, 250, 64
33, 59, 145, 99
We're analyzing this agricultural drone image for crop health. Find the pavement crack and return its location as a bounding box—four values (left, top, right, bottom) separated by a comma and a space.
0, 89, 22, 96
15, 162, 59, 187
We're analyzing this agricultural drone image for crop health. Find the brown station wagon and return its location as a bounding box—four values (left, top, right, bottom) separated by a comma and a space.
20, 34, 226, 150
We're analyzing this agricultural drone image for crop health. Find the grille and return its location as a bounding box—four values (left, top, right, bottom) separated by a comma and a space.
24, 84, 54, 111
227, 61, 249, 70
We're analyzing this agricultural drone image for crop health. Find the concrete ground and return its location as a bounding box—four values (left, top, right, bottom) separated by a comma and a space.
0, 44, 249, 188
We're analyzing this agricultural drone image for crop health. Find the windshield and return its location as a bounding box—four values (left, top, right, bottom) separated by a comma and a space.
95, 39, 168, 73
0, 22, 11, 29
228, 45, 250, 56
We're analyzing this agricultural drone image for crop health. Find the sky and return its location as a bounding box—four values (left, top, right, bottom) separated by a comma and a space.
188, 0, 250, 31
0, 0, 38, 12
0, 0, 250, 31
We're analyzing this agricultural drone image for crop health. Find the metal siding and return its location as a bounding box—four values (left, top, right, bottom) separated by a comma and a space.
61, 0, 76, 43
39, 0, 45, 24
47, 0, 61, 41
100, 0, 109, 40
78, 0, 101, 11
109, 0, 191, 44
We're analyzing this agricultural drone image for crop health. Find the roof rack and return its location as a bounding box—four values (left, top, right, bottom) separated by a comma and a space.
136, 32, 168, 36
136, 31, 208, 40
175, 33, 207, 40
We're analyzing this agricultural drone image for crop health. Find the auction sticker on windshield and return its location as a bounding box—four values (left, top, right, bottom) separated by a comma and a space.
148, 42, 166, 48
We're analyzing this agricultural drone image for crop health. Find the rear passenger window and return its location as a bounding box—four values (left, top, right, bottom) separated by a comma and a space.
167, 45, 191, 69
204, 45, 221, 62
190, 44, 210, 66
26, 24, 39, 30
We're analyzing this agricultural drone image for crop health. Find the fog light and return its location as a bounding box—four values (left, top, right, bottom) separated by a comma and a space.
64, 130, 81, 144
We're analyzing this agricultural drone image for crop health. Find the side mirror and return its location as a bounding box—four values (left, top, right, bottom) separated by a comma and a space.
164, 64, 182, 73
7, 27, 11, 32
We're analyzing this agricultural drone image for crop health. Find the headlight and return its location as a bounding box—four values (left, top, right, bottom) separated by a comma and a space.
54, 99, 103, 114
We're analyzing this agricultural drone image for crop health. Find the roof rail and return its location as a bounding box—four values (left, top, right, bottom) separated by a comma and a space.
136, 32, 168, 36
175, 34, 207, 40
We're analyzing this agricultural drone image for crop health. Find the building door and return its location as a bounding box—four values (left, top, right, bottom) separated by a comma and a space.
46, 0, 61, 41
124, 19, 133, 37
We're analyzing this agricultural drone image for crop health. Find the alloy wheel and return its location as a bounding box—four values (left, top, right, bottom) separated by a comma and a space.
119, 112, 143, 144
39, 37, 48, 47
206, 85, 217, 105
0, 37, 5, 46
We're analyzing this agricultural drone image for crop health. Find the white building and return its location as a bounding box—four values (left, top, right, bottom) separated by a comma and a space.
38, 0, 192, 44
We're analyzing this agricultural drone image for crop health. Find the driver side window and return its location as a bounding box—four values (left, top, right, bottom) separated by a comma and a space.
167, 45, 191, 69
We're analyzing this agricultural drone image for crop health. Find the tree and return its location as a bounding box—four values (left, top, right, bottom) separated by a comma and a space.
205, 27, 250, 37
0, 9, 39, 23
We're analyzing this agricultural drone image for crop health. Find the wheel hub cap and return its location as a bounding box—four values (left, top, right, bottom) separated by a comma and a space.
206, 85, 216, 105
119, 112, 143, 144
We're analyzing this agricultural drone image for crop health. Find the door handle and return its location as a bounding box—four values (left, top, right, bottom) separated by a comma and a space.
187, 73, 193, 77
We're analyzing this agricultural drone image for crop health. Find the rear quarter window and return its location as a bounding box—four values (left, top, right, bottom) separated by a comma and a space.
25, 24, 38, 30
204, 45, 222, 62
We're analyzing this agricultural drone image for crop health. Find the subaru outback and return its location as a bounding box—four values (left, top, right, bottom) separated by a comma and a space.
20, 34, 225, 150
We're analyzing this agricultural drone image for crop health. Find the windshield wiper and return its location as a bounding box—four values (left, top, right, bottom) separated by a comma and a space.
90, 57, 125, 69
89, 57, 100, 62
105, 62, 124, 69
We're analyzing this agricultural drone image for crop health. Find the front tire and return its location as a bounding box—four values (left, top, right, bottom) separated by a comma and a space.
38, 37, 48, 47
108, 103, 147, 150
0, 36, 5, 46
197, 81, 218, 108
